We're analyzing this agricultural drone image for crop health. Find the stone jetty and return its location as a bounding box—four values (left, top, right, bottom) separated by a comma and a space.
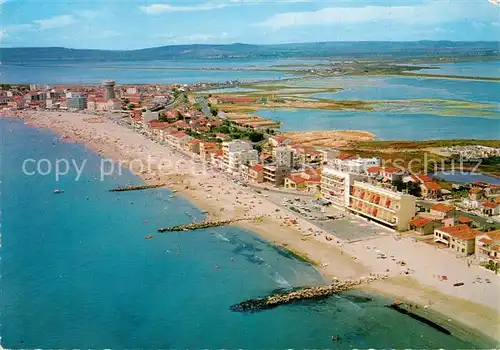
231, 275, 387, 312
109, 184, 165, 192
158, 216, 263, 233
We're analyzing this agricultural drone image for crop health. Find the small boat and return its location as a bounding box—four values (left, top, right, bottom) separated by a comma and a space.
53, 189, 65, 194
145, 235, 154, 240
172, 189, 178, 193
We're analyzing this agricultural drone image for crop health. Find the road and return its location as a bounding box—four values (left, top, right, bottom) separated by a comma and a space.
195, 96, 212, 118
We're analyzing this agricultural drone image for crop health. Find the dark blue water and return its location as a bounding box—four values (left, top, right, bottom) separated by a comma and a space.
0, 118, 485, 348
255, 109, 500, 140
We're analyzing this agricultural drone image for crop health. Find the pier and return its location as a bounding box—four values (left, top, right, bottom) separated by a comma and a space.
231, 275, 386, 312
158, 216, 264, 233
109, 184, 166, 192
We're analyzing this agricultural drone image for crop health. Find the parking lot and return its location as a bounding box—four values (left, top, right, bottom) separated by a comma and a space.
262, 190, 392, 242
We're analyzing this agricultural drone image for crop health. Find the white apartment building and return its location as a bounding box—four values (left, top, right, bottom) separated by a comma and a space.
273, 146, 294, 168
321, 167, 416, 231
222, 140, 258, 174
321, 167, 366, 208
328, 155, 380, 174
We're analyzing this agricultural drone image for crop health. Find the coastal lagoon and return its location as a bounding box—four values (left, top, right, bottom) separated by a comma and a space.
0, 62, 295, 84
274, 76, 500, 105
0, 118, 482, 348
255, 109, 500, 140
434, 171, 500, 185
408, 60, 500, 79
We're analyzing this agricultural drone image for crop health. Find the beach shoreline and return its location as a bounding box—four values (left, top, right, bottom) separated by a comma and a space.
2, 110, 499, 344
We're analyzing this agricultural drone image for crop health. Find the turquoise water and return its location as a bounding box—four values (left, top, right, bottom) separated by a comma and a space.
255, 109, 500, 140
0, 118, 482, 348
296, 76, 500, 104
0, 63, 294, 84
409, 61, 500, 78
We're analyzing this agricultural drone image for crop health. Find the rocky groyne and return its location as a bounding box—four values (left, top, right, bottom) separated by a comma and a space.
158, 216, 264, 233
109, 184, 165, 192
231, 275, 387, 312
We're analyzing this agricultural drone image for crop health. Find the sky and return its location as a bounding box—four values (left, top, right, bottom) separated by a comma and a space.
1, 0, 499, 49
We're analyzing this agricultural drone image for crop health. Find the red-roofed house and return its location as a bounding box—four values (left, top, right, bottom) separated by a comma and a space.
458, 216, 473, 226
409, 216, 443, 235
249, 164, 264, 183
421, 182, 442, 199
210, 150, 225, 169
199, 142, 220, 161
430, 203, 454, 219
240, 163, 264, 183
269, 135, 293, 148
475, 231, 500, 263
186, 139, 201, 154
434, 224, 480, 256
481, 202, 500, 216
284, 170, 321, 193
285, 174, 307, 190
173, 121, 189, 129
414, 174, 433, 183
166, 131, 193, 149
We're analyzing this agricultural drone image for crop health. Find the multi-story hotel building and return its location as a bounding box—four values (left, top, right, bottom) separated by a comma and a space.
321, 168, 366, 208
222, 140, 258, 174
348, 181, 416, 231
263, 165, 291, 186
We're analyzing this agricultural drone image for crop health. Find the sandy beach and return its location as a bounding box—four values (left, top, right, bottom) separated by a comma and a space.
3, 110, 499, 342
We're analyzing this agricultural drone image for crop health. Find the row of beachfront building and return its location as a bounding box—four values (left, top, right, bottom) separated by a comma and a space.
130, 115, 500, 264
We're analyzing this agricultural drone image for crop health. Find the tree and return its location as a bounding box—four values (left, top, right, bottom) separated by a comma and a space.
127, 103, 136, 110
486, 260, 499, 274
248, 132, 264, 143
210, 106, 218, 117
159, 112, 167, 122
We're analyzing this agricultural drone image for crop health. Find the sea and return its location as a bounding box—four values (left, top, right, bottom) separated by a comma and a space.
0, 118, 487, 348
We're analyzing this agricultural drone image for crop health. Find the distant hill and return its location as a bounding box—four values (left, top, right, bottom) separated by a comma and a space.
1, 41, 498, 63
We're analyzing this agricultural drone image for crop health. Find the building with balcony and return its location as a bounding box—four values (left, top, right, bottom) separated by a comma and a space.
263, 165, 291, 186
199, 142, 220, 161
273, 146, 294, 168
330, 155, 380, 174
320, 168, 367, 208
348, 181, 417, 231
434, 224, 480, 257
475, 231, 500, 263
222, 140, 258, 174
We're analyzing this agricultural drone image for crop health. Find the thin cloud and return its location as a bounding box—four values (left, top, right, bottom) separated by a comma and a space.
34, 15, 76, 30
140, 0, 309, 14
140, 3, 227, 14
255, 2, 497, 30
